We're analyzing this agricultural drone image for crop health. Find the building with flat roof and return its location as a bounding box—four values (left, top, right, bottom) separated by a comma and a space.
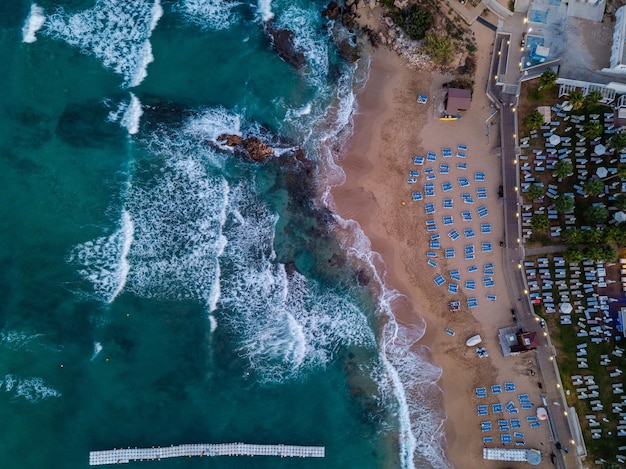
445, 88, 471, 116
603, 5, 626, 75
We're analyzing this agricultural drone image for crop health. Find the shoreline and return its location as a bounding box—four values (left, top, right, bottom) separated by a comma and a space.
329, 10, 557, 466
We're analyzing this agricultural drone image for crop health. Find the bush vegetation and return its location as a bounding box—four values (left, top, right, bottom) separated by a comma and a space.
391, 5, 433, 41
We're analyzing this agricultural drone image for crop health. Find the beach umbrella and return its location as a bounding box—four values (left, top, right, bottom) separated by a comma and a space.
615, 211, 626, 223
596, 166, 608, 178
549, 134, 561, 145
559, 302, 572, 314
595, 144, 606, 155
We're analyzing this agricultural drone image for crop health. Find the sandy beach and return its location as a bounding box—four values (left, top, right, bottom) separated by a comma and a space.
331, 9, 556, 468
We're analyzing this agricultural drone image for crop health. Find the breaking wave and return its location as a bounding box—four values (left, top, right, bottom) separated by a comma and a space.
44, 0, 163, 87
108, 93, 144, 135
22, 3, 46, 43
178, 0, 241, 30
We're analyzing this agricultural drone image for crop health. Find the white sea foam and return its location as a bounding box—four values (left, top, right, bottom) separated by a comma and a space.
109, 93, 144, 135
218, 185, 375, 382
257, 0, 274, 22
44, 0, 163, 87
0, 374, 61, 403
91, 342, 103, 361
22, 4, 46, 43
68, 209, 134, 304
179, 0, 241, 30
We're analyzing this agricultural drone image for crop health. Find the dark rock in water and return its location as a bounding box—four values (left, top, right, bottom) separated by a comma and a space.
56, 101, 122, 148
217, 134, 275, 162
322, 1, 341, 20
141, 96, 191, 128
265, 23, 306, 69
356, 269, 371, 286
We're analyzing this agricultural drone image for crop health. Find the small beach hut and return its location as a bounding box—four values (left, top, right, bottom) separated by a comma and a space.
595, 144, 606, 155
559, 302, 572, 314
466, 335, 483, 347
596, 166, 608, 178
549, 134, 561, 145
615, 211, 626, 223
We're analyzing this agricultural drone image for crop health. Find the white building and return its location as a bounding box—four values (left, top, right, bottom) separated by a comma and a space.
603, 6, 626, 74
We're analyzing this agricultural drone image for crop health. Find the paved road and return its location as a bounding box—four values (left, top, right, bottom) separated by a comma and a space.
488, 43, 581, 469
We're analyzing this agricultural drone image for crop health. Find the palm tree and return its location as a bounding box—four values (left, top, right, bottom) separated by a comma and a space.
527, 183, 545, 200
553, 160, 573, 179
525, 111, 545, 131
582, 120, 603, 140
568, 90, 585, 110
584, 178, 604, 196
562, 227, 584, 245
584, 227, 603, 243
584, 244, 605, 261
610, 132, 626, 153
563, 247, 584, 263
555, 194, 575, 213
530, 214, 549, 232
601, 245, 618, 262
584, 205, 609, 225
584, 90, 603, 110
538, 70, 558, 90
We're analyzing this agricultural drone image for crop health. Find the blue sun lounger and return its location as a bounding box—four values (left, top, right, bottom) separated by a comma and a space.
511, 420, 521, 429
430, 240, 440, 249
439, 163, 450, 174
476, 387, 487, 397
486, 295, 497, 301
481, 223, 491, 234
468, 265, 478, 272
482, 437, 494, 443
443, 198, 453, 209
499, 424, 510, 432
504, 382, 515, 392
514, 432, 524, 439
458, 177, 470, 187
474, 172, 485, 182
456, 152, 466, 158
526, 416, 537, 422
456, 163, 467, 169
427, 259, 437, 267
443, 216, 453, 225
414, 156, 424, 165
477, 206, 488, 218
501, 434, 512, 444
407, 177, 417, 184
445, 248, 455, 258
425, 203, 436, 214
448, 284, 458, 293
427, 225, 437, 232
492, 403, 503, 413
442, 148, 453, 157
482, 242, 492, 253
409, 170, 420, 177
491, 384, 502, 394
450, 270, 461, 281
412, 192, 423, 201
445, 328, 455, 336
442, 182, 453, 192
427, 252, 437, 258
468, 297, 478, 308
462, 211, 472, 221
427, 151, 437, 161
462, 193, 474, 204
522, 403, 533, 410
530, 422, 541, 428
465, 280, 476, 290
458, 144, 468, 151
417, 94, 428, 104
477, 188, 487, 199
430, 233, 440, 240
434, 275, 446, 286
464, 228, 475, 238
448, 229, 460, 240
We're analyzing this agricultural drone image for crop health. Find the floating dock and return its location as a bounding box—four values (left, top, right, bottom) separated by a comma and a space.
89, 443, 325, 465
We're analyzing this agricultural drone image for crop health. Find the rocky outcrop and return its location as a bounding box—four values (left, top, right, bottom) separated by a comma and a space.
264, 23, 306, 69
217, 134, 275, 162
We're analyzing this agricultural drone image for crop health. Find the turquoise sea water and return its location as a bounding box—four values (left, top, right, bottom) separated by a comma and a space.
0, 1, 449, 468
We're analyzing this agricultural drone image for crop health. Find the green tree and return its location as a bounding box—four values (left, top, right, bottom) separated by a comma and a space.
584, 178, 604, 196
423, 31, 454, 64
584, 205, 609, 225
555, 194, 575, 213
610, 132, 626, 153
530, 214, 549, 232
584, 244, 605, 262
568, 90, 585, 110
553, 159, 573, 179
525, 111, 545, 131
611, 226, 626, 245
582, 120, 603, 140
561, 227, 584, 245
538, 70, 558, 90
615, 194, 626, 210
563, 247, 584, 263
392, 5, 433, 41
583, 90, 603, 110
527, 183, 544, 200
601, 245, 618, 262
583, 227, 603, 243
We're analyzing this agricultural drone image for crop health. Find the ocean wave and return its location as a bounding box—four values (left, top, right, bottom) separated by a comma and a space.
0, 330, 45, 351
22, 3, 46, 43
219, 185, 375, 382
0, 374, 61, 403
178, 0, 241, 30
108, 93, 144, 135
44, 0, 163, 87
257, 0, 274, 22
68, 210, 134, 304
